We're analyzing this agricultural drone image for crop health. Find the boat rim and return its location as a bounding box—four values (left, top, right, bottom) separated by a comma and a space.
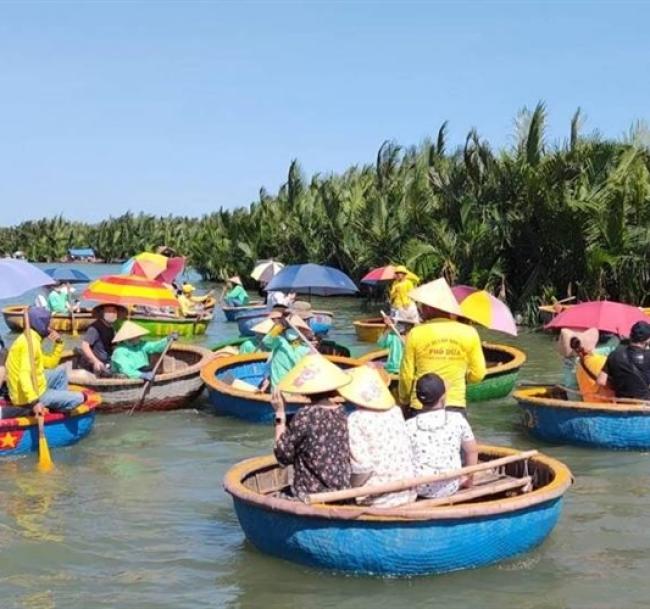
201, 352, 359, 405
514, 385, 650, 414
2, 304, 94, 319
224, 444, 572, 522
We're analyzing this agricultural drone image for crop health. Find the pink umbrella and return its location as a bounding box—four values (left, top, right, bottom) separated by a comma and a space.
544, 300, 649, 337
452, 285, 518, 336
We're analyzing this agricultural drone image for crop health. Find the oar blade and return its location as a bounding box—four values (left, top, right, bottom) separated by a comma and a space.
37, 435, 54, 472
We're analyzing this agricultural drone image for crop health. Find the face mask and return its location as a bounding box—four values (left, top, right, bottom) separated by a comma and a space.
103, 313, 118, 324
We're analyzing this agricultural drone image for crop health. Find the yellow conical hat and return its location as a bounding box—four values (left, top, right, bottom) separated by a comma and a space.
277, 353, 351, 395
112, 320, 150, 343
408, 278, 461, 316
251, 318, 276, 335
337, 365, 395, 411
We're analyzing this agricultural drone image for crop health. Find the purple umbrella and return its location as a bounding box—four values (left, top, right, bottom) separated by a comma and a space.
0, 258, 56, 299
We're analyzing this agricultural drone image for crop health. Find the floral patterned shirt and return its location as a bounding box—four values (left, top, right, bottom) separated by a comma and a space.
348, 406, 416, 507
406, 409, 475, 499
275, 405, 351, 498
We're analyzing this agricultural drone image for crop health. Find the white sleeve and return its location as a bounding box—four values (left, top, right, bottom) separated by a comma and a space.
459, 418, 475, 442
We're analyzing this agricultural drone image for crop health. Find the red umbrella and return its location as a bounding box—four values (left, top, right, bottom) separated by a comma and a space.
544, 300, 649, 337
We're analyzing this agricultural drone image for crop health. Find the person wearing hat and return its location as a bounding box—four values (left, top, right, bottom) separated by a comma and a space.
110, 321, 177, 380
398, 278, 486, 416
271, 354, 352, 497
389, 265, 420, 324
259, 312, 313, 389
377, 311, 414, 375
238, 318, 276, 354
74, 304, 127, 375
597, 321, 650, 400
343, 366, 416, 507
5, 307, 84, 416
178, 283, 214, 317
406, 372, 478, 498
224, 276, 250, 307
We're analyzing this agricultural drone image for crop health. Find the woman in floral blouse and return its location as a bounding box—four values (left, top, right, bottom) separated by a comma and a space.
271, 353, 353, 499
341, 365, 416, 508
407, 372, 478, 499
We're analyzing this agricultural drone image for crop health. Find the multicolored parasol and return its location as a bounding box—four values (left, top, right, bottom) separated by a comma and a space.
83, 274, 179, 309
451, 285, 518, 336
121, 252, 185, 284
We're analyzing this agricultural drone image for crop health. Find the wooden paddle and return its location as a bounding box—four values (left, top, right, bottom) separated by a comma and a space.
380, 310, 405, 345
128, 338, 175, 416
66, 283, 78, 337
284, 316, 319, 354
23, 310, 53, 472
304, 450, 538, 505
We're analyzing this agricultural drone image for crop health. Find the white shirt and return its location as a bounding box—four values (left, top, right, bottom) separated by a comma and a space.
267, 291, 289, 307
406, 409, 475, 498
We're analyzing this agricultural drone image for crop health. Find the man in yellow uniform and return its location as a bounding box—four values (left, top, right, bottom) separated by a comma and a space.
389, 265, 419, 323
399, 278, 486, 416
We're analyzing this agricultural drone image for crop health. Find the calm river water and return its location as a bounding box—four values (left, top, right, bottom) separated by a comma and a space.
0, 264, 648, 609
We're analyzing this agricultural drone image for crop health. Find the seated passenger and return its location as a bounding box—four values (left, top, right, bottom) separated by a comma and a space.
178, 283, 214, 317
597, 321, 650, 400
377, 312, 413, 375
342, 365, 415, 507
74, 304, 126, 375
239, 318, 276, 354
224, 276, 250, 307
47, 283, 79, 314
110, 321, 176, 380
261, 313, 312, 389
5, 307, 84, 416
271, 354, 352, 498
407, 373, 478, 499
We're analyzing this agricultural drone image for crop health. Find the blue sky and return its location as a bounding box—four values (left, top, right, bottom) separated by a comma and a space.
1, 1, 648, 224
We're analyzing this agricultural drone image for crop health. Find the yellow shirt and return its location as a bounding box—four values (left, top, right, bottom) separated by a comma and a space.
6, 331, 64, 406
178, 294, 198, 317
389, 278, 415, 309
398, 319, 486, 408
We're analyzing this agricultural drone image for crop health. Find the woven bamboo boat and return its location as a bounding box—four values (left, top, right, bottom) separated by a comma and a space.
514, 385, 650, 449
357, 342, 527, 402
222, 301, 268, 322
202, 352, 358, 423
128, 313, 212, 337
2, 305, 94, 334
224, 445, 572, 576
211, 336, 351, 358
0, 390, 99, 457
353, 317, 385, 343
64, 344, 213, 413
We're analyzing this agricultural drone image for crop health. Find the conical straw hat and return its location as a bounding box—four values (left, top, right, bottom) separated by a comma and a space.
251, 318, 276, 335
408, 278, 461, 316
228, 275, 243, 286
287, 314, 311, 332
337, 365, 395, 411
112, 320, 150, 343
277, 353, 351, 395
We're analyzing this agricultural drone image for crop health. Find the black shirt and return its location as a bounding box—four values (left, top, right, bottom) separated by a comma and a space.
603, 344, 650, 400
82, 321, 115, 364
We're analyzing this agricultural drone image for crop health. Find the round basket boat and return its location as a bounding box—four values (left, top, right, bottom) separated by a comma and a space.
236, 311, 272, 337
201, 352, 358, 423
514, 385, 650, 449
357, 342, 527, 402
128, 313, 213, 337
2, 305, 94, 334
222, 302, 268, 322
353, 317, 385, 343
0, 389, 99, 457
211, 336, 351, 358
224, 445, 572, 576
64, 344, 213, 413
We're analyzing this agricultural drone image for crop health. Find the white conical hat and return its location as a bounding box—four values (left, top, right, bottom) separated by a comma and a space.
112, 320, 150, 343
408, 278, 461, 316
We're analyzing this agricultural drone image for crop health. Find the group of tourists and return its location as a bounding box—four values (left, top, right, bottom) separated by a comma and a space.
268, 276, 486, 505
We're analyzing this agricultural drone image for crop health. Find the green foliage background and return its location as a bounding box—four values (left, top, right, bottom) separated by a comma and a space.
3, 104, 650, 319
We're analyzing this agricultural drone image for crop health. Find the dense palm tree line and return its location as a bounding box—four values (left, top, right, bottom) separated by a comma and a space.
2, 104, 650, 321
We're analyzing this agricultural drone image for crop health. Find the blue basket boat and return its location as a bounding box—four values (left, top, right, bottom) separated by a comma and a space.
201, 353, 358, 423
514, 385, 650, 449
222, 302, 269, 322
236, 311, 273, 337
0, 391, 99, 458
224, 445, 572, 576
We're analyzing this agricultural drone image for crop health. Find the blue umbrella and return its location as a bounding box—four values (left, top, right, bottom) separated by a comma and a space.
265, 263, 358, 296
44, 267, 91, 283
0, 258, 56, 299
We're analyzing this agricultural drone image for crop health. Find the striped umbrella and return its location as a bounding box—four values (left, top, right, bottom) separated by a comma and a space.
83, 274, 179, 309
121, 252, 185, 283
251, 260, 284, 283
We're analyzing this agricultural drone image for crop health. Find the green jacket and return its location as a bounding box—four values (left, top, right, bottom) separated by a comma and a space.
226, 285, 250, 306
47, 290, 70, 314
111, 338, 168, 379
239, 339, 258, 354
378, 331, 404, 374
261, 335, 309, 387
